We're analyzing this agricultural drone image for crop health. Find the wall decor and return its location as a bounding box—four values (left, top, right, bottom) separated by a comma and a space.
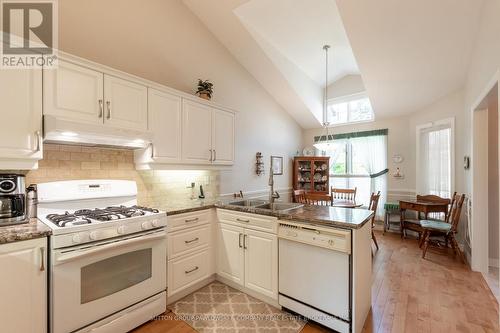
392, 154, 404, 164
271, 156, 283, 175
256, 152, 264, 176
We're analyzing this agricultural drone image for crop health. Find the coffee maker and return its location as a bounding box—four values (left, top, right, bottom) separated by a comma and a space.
0, 174, 26, 226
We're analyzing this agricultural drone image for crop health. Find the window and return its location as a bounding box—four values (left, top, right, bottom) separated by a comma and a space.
327, 94, 374, 126
322, 132, 388, 215
417, 119, 454, 198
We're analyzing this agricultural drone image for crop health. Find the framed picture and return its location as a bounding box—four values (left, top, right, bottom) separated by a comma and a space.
271, 156, 283, 175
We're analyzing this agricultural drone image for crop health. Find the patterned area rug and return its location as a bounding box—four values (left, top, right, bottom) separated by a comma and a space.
170, 282, 306, 333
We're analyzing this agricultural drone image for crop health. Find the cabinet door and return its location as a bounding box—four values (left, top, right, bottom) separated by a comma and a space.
44, 60, 104, 124
212, 109, 234, 165
244, 229, 278, 299
0, 238, 47, 333
103, 75, 148, 130
182, 100, 213, 164
216, 223, 245, 285
148, 89, 182, 162
0, 67, 42, 160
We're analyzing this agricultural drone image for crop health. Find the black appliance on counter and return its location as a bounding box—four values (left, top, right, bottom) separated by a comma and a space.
0, 174, 26, 225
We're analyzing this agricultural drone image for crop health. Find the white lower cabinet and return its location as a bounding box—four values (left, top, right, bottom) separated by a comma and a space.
167, 211, 215, 301
244, 229, 278, 299
216, 223, 245, 285
0, 238, 47, 333
216, 209, 278, 301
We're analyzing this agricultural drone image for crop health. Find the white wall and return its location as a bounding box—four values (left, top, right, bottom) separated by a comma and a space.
303, 89, 465, 201
58, 0, 303, 195
328, 74, 365, 100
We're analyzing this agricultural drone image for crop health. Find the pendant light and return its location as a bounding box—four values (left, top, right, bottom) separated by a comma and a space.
313, 44, 332, 151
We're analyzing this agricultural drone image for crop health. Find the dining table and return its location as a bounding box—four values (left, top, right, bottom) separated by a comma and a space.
331, 199, 363, 208
399, 199, 449, 238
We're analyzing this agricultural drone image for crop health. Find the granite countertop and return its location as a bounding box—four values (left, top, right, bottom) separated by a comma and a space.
215, 203, 373, 230
161, 197, 373, 230
162, 199, 218, 216
0, 218, 52, 245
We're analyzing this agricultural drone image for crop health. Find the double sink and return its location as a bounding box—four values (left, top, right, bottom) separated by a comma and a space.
227, 199, 303, 213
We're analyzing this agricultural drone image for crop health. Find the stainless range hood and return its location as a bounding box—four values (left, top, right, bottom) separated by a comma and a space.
43, 115, 152, 149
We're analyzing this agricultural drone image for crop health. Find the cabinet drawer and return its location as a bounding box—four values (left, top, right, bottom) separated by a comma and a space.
217, 209, 277, 233
168, 225, 211, 259
168, 248, 210, 296
168, 210, 211, 232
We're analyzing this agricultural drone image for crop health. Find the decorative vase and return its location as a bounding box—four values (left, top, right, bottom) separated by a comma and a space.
199, 92, 211, 100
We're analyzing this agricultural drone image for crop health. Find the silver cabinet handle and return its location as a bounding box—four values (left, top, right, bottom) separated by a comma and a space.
150, 143, 155, 159
209, 149, 213, 162
239, 233, 243, 248
243, 234, 248, 249
184, 237, 199, 244
39, 247, 45, 271
213, 150, 216, 162
185, 217, 199, 223
34, 131, 41, 152
185, 266, 199, 274
106, 101, 111, 119
98, 99, 103, 118
236, 218, 250, 223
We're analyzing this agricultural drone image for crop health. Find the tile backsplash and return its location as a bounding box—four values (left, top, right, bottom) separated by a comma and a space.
25, 144, 220, 209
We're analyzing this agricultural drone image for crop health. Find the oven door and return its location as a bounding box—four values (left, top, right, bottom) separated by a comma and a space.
51, 229, 167, 333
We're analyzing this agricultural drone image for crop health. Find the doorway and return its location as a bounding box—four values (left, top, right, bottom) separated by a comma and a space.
472, 80, 499, 301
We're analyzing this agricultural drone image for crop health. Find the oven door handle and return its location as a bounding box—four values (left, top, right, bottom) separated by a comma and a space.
54, 230, 166, 265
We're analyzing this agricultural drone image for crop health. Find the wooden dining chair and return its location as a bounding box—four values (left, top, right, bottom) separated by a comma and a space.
305, 193, 331, 206
420, 193, 466, 262
368, 191, 381, 250
331, 187, 357, 201
293, 190, 306, 204
402, 193, 452, 240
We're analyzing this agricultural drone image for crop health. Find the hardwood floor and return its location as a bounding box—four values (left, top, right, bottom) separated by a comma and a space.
133, 231, 499, 333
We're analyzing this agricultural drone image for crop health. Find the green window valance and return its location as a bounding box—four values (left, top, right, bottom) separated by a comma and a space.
314, 128, 388, 142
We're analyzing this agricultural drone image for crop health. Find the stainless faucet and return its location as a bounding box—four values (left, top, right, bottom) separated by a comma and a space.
268, 159, 280, 203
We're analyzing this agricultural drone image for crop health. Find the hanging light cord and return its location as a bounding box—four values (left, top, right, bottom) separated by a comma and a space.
323, 45, 331, 139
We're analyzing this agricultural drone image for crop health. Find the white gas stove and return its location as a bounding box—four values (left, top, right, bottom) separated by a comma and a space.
38, 179, 167, 333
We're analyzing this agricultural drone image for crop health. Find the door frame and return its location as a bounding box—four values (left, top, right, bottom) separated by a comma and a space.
470, 69, 500, 275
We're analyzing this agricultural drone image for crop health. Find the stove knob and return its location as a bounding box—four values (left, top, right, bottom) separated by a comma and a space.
151, 219, 160, 228
117, 226, 127, 234
141, 221, 151, 230
72, 234, 81, 244
89, 231, 99, 241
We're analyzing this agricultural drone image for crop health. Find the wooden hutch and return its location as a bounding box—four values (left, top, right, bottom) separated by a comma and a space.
293, 156, 330, 194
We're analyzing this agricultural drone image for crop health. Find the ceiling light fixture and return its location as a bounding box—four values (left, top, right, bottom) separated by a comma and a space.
313, 44, 332, 151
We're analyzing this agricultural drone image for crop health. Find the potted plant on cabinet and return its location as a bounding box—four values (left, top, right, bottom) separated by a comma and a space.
196, 79, 213, 100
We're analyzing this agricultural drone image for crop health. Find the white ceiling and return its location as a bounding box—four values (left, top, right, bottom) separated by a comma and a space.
335, 0, 485, 119
234, 0, 359, 86
184, 0, 486, 128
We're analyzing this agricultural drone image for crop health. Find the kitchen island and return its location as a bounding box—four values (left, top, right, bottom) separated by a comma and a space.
163, 199, 372, 333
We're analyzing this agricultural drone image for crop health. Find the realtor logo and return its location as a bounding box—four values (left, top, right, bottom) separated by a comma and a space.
1, 0, 58, 68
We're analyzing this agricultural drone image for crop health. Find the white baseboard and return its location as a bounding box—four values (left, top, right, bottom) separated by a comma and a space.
215, 274, 280, 308
489, 258, 499, 268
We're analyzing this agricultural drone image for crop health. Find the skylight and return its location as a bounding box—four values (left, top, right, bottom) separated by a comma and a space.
327, 94, 374, 126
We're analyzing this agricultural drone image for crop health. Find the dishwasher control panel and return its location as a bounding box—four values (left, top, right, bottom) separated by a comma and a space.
278, 221, 351, 254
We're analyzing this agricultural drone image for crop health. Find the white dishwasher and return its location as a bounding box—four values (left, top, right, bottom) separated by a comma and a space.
278, 221, 351, 333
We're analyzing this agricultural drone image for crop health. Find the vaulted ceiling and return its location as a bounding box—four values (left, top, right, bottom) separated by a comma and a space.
183, 0, 485, 128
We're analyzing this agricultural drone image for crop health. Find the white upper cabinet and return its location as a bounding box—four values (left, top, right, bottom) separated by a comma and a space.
44, 60, 104, 124
146, 88, 182, 163
103, 75, 148, 131
0, 67, 43, 168
181, 99, 235, 166
212, 109, 235, 165
182, 100, 213, 164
